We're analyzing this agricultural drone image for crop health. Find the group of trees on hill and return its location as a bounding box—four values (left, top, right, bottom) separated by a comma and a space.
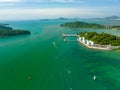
79, 32, 120, 46
0, 24, 13, 30
61, 21, 120, 30
61, 21, 105, 29
0, 24, 30, 37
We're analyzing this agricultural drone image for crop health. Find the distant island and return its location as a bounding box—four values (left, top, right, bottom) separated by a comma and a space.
87, 16, 120, 21
40, 16, 120, 21
40, 17, 69, 21
40, 17, 78, 21
60, 21, 120, 30
104, 16, 120, 20
0, 24, 31, 37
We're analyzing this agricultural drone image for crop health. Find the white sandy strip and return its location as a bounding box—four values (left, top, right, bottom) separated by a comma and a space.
77, 39, 111, 50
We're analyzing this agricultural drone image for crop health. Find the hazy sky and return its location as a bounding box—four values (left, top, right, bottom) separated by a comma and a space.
0, 0, 120, 20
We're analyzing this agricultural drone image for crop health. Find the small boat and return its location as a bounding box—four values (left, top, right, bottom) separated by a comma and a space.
28, 76, 32, 80
67, 70, 71, 74
53, 42, 55, 45
93, 75, 96, 80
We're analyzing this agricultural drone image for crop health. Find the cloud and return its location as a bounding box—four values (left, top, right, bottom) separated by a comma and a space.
0, 0, 21, 2
35, 0, 84, 3
51, 0, 75, 2
0, 0, 84, 3
0, 8, 104, 20
0, 0, 119, 20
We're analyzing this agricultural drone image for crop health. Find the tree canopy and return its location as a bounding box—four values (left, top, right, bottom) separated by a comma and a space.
0, 24, 31, 37
79, 32, 120, 46
61, 21, 120, 30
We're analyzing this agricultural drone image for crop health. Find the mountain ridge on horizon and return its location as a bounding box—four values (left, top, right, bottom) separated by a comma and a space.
39, 16, 120, 21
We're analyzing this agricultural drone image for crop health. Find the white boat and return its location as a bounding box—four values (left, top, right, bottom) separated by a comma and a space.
53, 42, 55, 45
93, 75, 96, 80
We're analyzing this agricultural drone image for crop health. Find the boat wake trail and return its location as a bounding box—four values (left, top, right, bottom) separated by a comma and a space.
70, 88, 73, 90
67, 70, 71, 75
53, 41, 58, 49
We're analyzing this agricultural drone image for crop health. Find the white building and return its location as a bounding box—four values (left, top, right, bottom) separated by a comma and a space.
82, 37, 85, 43
86, 40, 89, 45
78, 36, 94, 46
89, 41, 94, 46
78, 37, 82, 41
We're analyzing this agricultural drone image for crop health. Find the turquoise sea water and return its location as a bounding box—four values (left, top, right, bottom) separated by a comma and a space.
0, 20, 120, 90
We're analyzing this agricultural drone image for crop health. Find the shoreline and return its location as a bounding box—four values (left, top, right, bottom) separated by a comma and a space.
77, 39, 112, 50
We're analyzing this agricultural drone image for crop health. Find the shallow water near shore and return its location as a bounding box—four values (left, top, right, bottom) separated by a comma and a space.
0, 20, 120, 90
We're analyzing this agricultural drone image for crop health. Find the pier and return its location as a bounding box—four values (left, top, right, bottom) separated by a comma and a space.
62, 33, 78, 42
62, 33, 78, 38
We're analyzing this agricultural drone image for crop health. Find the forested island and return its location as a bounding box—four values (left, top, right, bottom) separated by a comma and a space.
0, 24, 31, 37
79, 32, 120, 46
61, 21, 120, 30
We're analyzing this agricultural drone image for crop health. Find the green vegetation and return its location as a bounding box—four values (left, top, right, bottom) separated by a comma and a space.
0, 24, 31, 37
79, 32, 120, 46
61, 21, 120, 30
61, 21, 105, 29
0, 24, 12, 30
112, 26, 120, 30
